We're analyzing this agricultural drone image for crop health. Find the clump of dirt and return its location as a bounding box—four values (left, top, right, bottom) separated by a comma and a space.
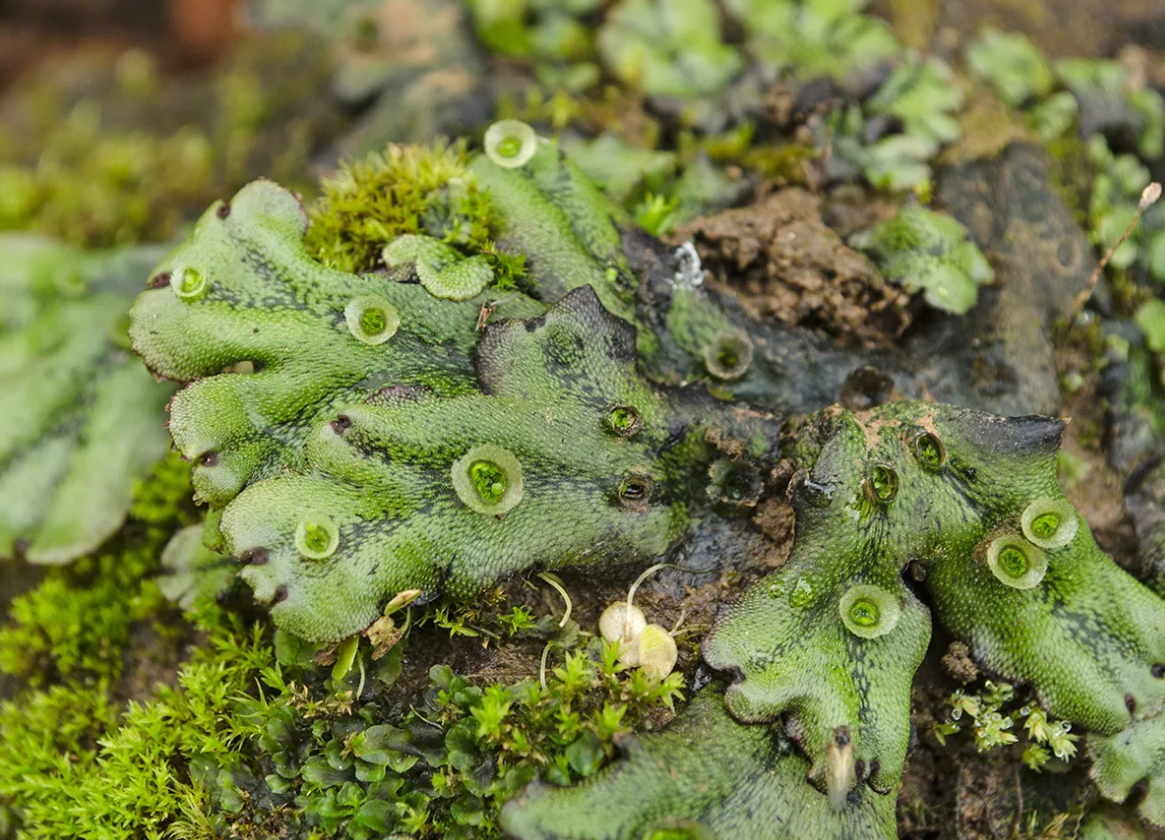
941, 641, 980, 683
669, 188, 911, 348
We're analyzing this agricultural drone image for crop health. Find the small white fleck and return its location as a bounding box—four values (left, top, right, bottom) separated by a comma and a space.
672, 241, 704, 288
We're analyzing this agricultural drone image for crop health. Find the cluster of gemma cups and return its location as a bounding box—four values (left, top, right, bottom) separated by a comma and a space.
835, 497, 1078, 642
290, 444, 526, 563
985, 497, 1079, 589
287, 404, 650, 565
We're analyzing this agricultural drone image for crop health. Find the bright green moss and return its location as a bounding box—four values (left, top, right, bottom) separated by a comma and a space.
0, 452, 194, 685
2, 553, 686, 839
303, 141, 523, 287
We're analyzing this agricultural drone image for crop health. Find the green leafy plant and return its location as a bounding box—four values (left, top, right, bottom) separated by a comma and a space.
0, 235, 176, 563
851, 203, 994, 314
597, 0, 744, 99
723, 0, 899, 81
122, 123, 1165, 837
965, 29, 1054, 108
824, 55, 965, 192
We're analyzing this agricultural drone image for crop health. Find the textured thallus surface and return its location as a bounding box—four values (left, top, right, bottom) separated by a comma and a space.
505, 402, 1165, 837
129, 142, 1165, 832
1, 234, 174, 563
130, 172, 777, 640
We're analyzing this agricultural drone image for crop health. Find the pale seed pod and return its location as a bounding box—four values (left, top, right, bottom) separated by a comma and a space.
637, 623, 677, 681
599, 601, 646, 666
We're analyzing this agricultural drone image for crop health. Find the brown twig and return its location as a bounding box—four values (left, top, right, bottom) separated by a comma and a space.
1069, 181, 1162, 326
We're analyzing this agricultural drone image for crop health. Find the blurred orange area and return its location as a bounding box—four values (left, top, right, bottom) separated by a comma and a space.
167, 0, 241, 64
0, 0, 242, 91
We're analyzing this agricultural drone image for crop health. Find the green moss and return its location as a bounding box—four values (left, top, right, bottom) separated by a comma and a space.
303, 141, 521, 285
0, 608, 276, 839
0, 453, 194, 685
0, 32, 339, 248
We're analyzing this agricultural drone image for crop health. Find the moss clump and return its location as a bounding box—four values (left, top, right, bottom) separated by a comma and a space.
303, 141, 526, 288
0, 453, 194, 684
1, 531, 686, 839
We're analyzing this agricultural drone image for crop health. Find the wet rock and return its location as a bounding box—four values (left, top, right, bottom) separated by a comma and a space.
906, 144, 1096, 416
1126, 455, 1165, 595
